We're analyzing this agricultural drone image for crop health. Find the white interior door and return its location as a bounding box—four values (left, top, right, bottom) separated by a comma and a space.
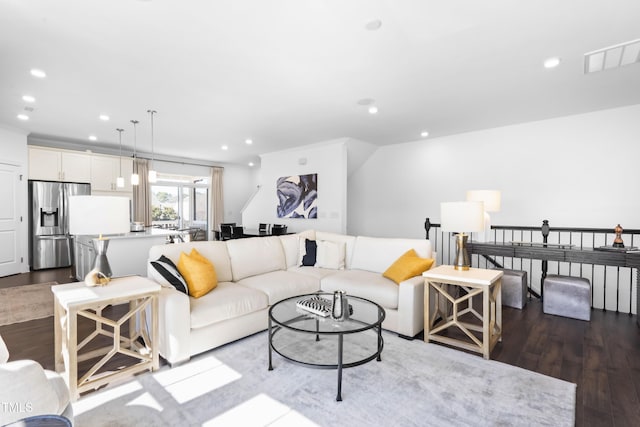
0, 163, 21, 277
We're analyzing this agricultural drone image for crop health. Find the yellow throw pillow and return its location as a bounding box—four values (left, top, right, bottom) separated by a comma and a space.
383, 249, 434, 285
177, 248, 218, 298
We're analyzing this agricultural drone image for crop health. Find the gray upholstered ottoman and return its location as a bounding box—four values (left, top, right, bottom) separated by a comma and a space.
493, 268, 528, 309
543, 275, 591, 321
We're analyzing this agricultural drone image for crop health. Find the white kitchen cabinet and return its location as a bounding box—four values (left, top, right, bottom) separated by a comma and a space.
28, 147, 91, 182
90, 155, 133, 192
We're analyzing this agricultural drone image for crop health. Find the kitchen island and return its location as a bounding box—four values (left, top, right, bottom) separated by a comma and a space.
73, 228, 188, 280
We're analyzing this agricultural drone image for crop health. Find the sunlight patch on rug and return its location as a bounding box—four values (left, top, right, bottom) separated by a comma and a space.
73, 380, 144, 415
203, 394, 319, 427
152, 355, 241, 404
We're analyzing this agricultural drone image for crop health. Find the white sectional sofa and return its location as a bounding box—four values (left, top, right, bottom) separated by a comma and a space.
147, 230, 433, 365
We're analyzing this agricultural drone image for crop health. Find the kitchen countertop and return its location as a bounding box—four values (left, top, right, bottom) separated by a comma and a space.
76, 228, 188, 240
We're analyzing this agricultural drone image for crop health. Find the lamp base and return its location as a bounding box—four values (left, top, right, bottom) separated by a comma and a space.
91, 238, 113, 280
453, 233, 471, 271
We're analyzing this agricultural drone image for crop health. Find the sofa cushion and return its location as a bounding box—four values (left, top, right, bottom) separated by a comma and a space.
279, 234, 301, 268
190, 282, 268, 329
226, 236, 287, 281
150, 255, 189, 294
315, 240, 346, 269
383, 249, 434, 284
300, 239, 317, 266
321, 269, 399, 309
148, 241, 233, 282
235, 270, 320, 305
351, 236, 432, 274
178, 249, 218, 298
315, 232, 356, 269
288, 266, 341, 280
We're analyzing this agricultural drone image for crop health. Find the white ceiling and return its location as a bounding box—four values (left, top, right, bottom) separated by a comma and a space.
1, 0, 639, 167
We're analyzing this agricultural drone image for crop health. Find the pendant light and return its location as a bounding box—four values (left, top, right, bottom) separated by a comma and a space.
130, 119, 140, 186
147, 109, 157, 183
116, 128, 125, 188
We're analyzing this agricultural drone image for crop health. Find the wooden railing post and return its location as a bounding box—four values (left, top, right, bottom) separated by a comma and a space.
540, 219, 550, 299
424, 217, 431, 240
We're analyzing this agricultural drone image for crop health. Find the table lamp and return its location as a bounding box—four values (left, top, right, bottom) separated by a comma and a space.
466, 190, 501, 242
68, 196, 130, 283
440, 201, 485, 270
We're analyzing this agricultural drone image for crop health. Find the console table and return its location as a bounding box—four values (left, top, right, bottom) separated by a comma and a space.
466, 241, 640, 324
52, 276, 160, 400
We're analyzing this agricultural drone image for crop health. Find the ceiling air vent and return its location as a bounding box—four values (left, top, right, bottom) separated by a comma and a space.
584, 38, 640, 73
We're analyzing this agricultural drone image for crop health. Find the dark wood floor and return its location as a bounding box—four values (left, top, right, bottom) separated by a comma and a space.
1, 269, 639, 426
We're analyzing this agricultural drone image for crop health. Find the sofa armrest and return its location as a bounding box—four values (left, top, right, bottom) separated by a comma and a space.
396, 276, 425, 337
158, 287, 191, 365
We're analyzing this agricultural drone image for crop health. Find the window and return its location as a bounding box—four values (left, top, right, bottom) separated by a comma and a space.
151, 173, 209, 232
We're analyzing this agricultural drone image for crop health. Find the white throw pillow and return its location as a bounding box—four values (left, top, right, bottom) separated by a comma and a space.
315, 240, 346, 270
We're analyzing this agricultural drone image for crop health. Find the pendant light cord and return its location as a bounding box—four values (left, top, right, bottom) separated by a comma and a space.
147, 109, 157, 165
116, 128, 124, 175
131, 120, 139, 159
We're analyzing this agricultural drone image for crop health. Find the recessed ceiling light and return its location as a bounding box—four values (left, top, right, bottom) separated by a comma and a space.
421, 131, 429, 138
88, 135, 97, 141
245, 139, 253, 145
17, 114, 29, 121
22, 95, 35, 103
248, 162, 254, 167
30, 69, 46, 78
99, 114, 110, 121
221, 145, 228, 150
368, 106, 378, 114
544, 57, 561, 69
365, 19, 382, 31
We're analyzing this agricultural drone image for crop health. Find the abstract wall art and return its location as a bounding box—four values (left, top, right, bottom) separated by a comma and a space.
277, 173, 317, 218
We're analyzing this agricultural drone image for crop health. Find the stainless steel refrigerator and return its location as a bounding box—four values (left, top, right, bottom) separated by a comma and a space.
28, 180, 91, 270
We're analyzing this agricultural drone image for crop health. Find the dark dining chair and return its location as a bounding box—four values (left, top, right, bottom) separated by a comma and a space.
220, 223, 235, 240
258, 223, 270, 233
271, 224, 287, 235
232, 225, 245, 239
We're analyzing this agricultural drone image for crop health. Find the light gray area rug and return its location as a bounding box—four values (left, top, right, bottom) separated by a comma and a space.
0, 282, 56, 325
73, 331, 575, 427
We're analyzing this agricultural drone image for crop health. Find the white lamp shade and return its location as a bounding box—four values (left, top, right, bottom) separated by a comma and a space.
68, 196, 130, 235
466, 190, 501, 212
440, 201, 485, 233
116, 176, 125, 188
131, 173, 139, 186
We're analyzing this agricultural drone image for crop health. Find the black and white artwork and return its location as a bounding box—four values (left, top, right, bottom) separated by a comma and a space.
277, 173, 317, 219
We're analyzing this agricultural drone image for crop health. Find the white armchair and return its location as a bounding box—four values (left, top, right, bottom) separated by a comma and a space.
0, 335, 73, 426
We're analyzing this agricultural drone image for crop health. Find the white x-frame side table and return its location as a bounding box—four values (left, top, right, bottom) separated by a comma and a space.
423, 265, 503, 359
52, 276, 160, 400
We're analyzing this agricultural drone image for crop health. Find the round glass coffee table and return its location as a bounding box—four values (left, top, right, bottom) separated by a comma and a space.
268, 292, 386, 401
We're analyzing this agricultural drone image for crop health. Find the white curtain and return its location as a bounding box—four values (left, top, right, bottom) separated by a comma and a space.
210, 167, 224, 237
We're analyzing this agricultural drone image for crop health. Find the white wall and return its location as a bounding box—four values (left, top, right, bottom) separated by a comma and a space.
0, 126, 29, 273
348, 104, 640, 238
242, 139, 348, 233
224, 164, 259, 225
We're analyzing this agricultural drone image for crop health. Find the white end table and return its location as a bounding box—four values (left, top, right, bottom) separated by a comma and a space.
423, 265, 503, 359
52, 276, 161, 400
